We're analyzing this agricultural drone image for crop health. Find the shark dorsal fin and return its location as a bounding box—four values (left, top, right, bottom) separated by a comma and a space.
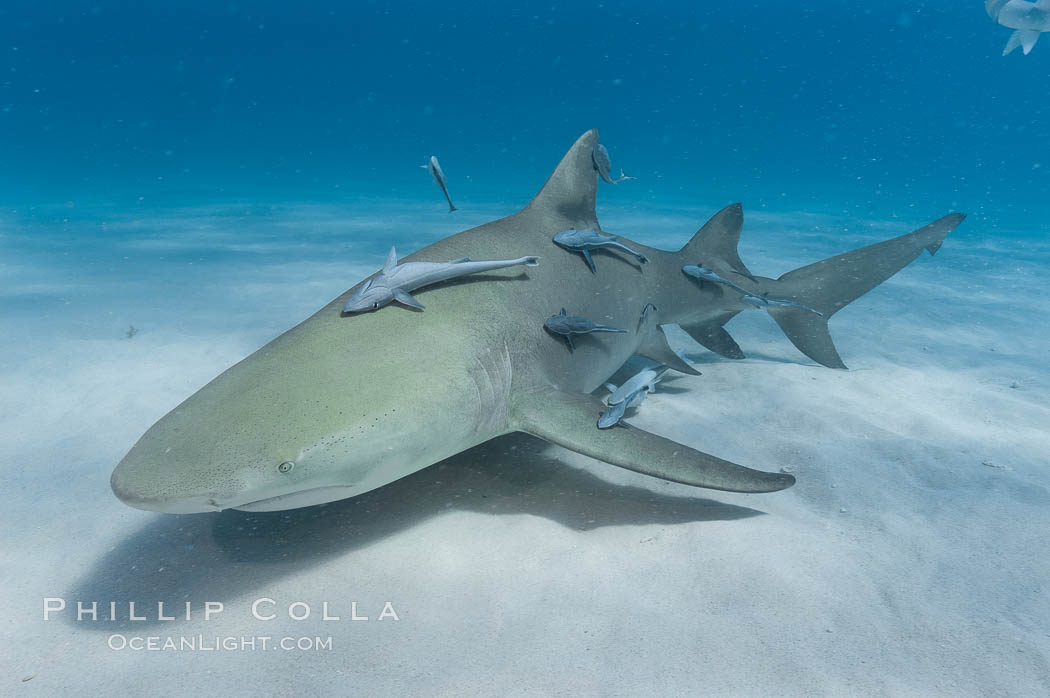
383, 246, 398, 274
560, 307, 567, 316
678, 203, 755, 281
524, 129, 600, 227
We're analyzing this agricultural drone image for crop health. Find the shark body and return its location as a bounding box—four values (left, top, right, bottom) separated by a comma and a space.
111, 130, 965, 515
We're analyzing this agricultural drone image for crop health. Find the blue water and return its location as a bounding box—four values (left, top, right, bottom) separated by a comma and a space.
5, 4, 1050, 694
1, 1, 1048, 233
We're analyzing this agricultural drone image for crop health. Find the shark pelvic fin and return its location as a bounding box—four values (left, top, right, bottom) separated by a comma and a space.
679, 203, 755, 281
679, 313, 746, 360
524, 130, 600, 227
510, 389, 795, 493
637, 324, 701, 376
759, 213, 966, 369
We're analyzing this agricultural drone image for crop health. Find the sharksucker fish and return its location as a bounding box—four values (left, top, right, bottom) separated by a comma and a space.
544, 308, 627, 352
606, 365, 669, 406
553, 228, 649, 273
597, 386, 647, 429
111, 129, 965, 514
591, 142, 635, 184
682, 263, 750, 289
422, 155, 457, 211
739, 292, 823, 316
683, 263, 822, 316
638, 302, 657, 329
343, 247, 540, 313
987, 0, 1050, 55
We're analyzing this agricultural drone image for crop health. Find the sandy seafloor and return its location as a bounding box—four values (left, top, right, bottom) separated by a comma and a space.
1, 194, 1048, 697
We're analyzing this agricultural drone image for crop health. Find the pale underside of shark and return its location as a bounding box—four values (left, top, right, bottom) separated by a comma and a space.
111, 129, 965, 515
988, 0, 1050, 54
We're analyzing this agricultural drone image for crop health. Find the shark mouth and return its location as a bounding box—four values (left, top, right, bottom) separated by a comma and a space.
231, 485, 359, 512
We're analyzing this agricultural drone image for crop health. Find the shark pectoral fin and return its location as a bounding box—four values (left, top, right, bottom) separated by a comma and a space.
391, 288, 425, 311
510, 389, 795, 493
680, 314, 746, 360
638, 324, 701, 376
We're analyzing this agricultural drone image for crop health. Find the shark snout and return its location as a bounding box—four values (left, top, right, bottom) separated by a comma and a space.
110, 452, 232, 514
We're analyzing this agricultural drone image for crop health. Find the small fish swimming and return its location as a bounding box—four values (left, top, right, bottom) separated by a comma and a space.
591, 143, 635, 184
544, 308, 627, 352
740, 292, 824, 316
343, 247, 539, 313
597, 385, 647, 429
553, 228, 649, 273
421, 155, 457, 212
604, 364, 670, 406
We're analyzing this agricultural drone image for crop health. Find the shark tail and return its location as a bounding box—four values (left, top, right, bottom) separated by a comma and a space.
754, 214, 966, 369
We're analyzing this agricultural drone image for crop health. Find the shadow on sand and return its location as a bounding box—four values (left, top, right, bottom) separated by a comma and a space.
67, 433, 762, 629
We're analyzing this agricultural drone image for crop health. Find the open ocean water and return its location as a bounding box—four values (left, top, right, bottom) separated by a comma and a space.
2, 2, 1049, 696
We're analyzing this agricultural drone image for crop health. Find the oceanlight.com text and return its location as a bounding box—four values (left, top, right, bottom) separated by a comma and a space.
107, 634, 334, 652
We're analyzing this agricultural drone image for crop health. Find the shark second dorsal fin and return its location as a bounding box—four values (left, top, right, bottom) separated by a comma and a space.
524, 129, 600, 228
678, 203, 755, 281
383, 246, 398, 274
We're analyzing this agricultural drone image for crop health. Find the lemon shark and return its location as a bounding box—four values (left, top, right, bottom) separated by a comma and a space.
111, 130, 965, 514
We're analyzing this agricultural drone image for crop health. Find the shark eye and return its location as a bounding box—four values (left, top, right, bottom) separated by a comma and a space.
372, 302, 379, 309
277, 461, 294, 474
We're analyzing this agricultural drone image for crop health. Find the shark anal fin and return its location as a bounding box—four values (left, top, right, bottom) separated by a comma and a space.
680, 316, 746, 360
510, 389, 795, 493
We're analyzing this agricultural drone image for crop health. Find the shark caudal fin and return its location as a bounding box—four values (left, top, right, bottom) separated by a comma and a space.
523, 129, 600, 228
757, 214, 966, 369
